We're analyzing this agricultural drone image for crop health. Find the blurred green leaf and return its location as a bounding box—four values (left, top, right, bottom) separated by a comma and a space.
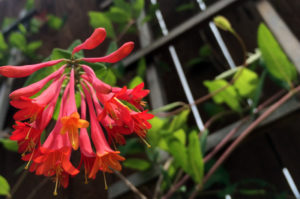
106, 7, 131, 23
18, 24, 27, 34
98, 69, 117, 86
0, 175, 10, 197
2, 17, 15, 30
147, 116, 167, 146
9, 32, 26, 51
27, 40, 42, 53
119, 138, 144, 155
137, 58, 146, 78
30, 17, 42, 34
152, 101, 186, 114
129, 76, 143, 89
0, 33, 8, 51
258, 23, 297, 87
132, 0, 144, 18
187, 131, 204, 183
233, 68, 259, 97
51, 48, 71, 60
67, 39, 84, 58
113, 0, 132, 15
0, 139, 18, 152
25, 0, 34, 10
142, 3, 159, 24
173, 128, 186, 145
203, 102, 225, 117
89, 11, 115, 39
176, 2, 195, 12
47, 14, 63, 30
123, 158, 151, 171
204, 79, 241, 112
252, 70, 267, 110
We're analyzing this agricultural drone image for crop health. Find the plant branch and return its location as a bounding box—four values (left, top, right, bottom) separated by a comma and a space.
114, 170, 147, 199
153, 158, 173, 199
188, 86, 300, 199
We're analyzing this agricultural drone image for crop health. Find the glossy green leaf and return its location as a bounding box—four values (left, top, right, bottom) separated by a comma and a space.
1, 17, 15, 30
0, 139, 18, 152
258, 23, 297, 86
187, 131, 204, 183
129, 76, 143, 89
89, 11, 115, 39
0, 175, 10, 197
233, 68, 259, 97
132, 0, 144, 18
123, 158, 151, 171
106, 7, 131, 23
9, 32, 26, 51
169, 139, 188, 171
0, 33, 8, 51
204, 79, 241, 112
47, 14, 63, 30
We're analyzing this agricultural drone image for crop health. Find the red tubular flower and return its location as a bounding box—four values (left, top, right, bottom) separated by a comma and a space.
9, 65, 66, 100
78, 92, 96, 183
60, 69, 89, 150
82, 42, 134, 63
10, 76, 65, 122
0, 59, 64, 78
72, 28, 106, 54
81, 64, 111, 94
82, 83, 125, 179
2, 27, 153, 194
112, 82, 150, 110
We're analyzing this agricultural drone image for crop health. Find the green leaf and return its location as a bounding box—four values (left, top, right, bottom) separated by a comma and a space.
47, 14, 63, 30
51, 48, 71, 60
0, 33, 8, 51
24, 66, 55, 87
167, 109, 190, 132
132, 0, 144, 18
200, 129, 209, 154
152, 101, 186, 114
113, 0, 132, 15
233, 68, 259, 97
0, 138, 18, 152
169, 139, 188, 171
9, 32, 26, 51
89, 11, 115, 39
0, 175, 10, 197
30, 17, 42, 34
204, 79, 241, 112
252, 70, 267, 110
147, 116, 167, 146
27, 40, 42, 53
97, 69, 117, 86
25, 0, 35, 10
123, 158, 151, 171
1, 17, 15, 30
106, 7, 131, 23
118, 138, 144, 155
67, 39, 84, 58
176, 3, 195, 12
53, 96, 62, 120
187, 131, 204, 183
258, 23, 297, 87
129, 76, 143, 89
137, 58, 146, 78
18, 24, 27, 34
173, 129, 186, 145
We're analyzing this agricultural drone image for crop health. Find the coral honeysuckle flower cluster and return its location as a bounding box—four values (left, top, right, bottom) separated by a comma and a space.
0, 28, 153, 195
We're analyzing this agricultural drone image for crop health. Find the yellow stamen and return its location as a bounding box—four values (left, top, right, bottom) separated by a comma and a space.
24, 148, 35, 170
53, 173, 59, 196
103, 172, 108, 190
140, 137, 151, 148
25, 127, 32, 140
